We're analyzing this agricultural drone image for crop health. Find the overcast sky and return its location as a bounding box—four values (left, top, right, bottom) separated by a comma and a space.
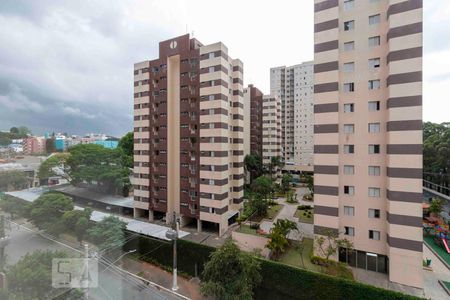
0, 0, 448, 137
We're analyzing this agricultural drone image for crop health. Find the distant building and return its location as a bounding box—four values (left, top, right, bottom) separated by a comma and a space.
262, 95, 282, 171
23, 137, 46, 155
9, 143, 23, 153
243, 85, 264, 158
94, 140, 118, 149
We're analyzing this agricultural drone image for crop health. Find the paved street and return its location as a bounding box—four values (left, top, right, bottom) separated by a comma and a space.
3, 217, 183, 300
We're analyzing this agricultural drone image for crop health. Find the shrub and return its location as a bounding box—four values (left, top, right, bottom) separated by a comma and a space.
250, 223, 260, 230
298, 205, 312, 210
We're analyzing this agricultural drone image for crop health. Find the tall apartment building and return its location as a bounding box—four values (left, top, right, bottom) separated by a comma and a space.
270, 62, 314, 171
313, 0, 423, 288
23, 137, 46, 155
133, 34, 244, 235
243, 84, 264, 158
262, 95, 282, 168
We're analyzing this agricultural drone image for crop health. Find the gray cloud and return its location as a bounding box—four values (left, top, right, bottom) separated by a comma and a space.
0, 0, 176, 137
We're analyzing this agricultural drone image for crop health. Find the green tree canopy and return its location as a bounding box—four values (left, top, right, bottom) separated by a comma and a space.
66, 144, 131, 194
0, 135, 12, 146
244, 154, 263, 183
281, 173, 293, 193
0, 195, 25, 219
423, 122, 450, 173
267, 219, 298, 259
18, 126, 31, 136
87, 215, 127, 252
9, 127, 19, 134
201, 240, 261, 300
6, 250, 83, 300
45, 137, 56, 154
37, 153, 70, 181
118, 132, 134, 158
0, 170, 29, 192
251, 176, 274, 200
29, 192, 74, 235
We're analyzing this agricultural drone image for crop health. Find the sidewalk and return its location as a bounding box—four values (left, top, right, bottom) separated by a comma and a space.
423, 244, 450, 299
122, 257, 210, 300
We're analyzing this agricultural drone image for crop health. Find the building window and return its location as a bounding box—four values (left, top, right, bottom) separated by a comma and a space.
343, 83, 355, 92
343, 0, 355, 11
369, 209, 380, 219
343, 62, 355, 72
344, 165, 355, 175
368, 187, 381, 197
344, 124, 354, 134
344, 185, 355, 195
369, 14, 381, 25
369, 230, 381, 240
344, 144, 355, 154
368, 80, 381, 90
368, 101, 380, 111
208, 52, 215, 59
369, 166, 381, 176
368, 123, 380, 133
344, 206, 355, 216
344, 41, 355, 51
344, 103, 354, 113
369, 58, 380, 69
369, 144, 380, 154
345, 226, 355, 236
369, 36, 381, 47
344, 20, 355, 31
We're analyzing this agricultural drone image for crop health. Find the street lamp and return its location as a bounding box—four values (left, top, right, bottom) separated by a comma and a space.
102, 249, 137, 272
165, 212, 179, 291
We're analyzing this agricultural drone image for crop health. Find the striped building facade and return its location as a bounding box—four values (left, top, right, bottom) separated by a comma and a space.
313, 0, 423, 288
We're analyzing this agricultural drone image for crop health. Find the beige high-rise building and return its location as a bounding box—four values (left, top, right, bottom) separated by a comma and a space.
133, 34, 244, 236
262, 95, 282, 169
313, 0, 423, 288
270, 62, 314, 172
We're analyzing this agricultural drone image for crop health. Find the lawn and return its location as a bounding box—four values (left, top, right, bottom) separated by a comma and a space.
278, 238, 354, 280
295, 208, 314, 224
266, 204, 282, 220
236, 224, 258, 235
423, 234, 450, 266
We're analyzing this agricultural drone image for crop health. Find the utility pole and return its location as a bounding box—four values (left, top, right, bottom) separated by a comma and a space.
82, 243, 89, 300
165, 212, 179, 291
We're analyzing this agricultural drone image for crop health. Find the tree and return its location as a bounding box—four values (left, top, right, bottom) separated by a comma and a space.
9, 127, 19, 134
281, 173, 293, 193
37, 153, 70, 181
201, 240, 261, 300
0, 135, 12, 146
429, 198, 444, 217
87, 216, 127, 252
315, 229, 353, 266
0, 170, 29, 192
18, 126, 31, 136
29, 192, 74, 236
244, 154, 263, 183
45, 137, 56, 154
251, 176, 274, 200
66, 144, 131, 195
266, 219, 298, 259
118, 132, 133, 158
6, 250, 83, 300
74, 217, 90, 246
62, 208, 92, 245
305, 174, 314, 195
266, 156, 283, 178
248, 193, 268, 217
0, 195, 25, 219
118, 132, 133, 169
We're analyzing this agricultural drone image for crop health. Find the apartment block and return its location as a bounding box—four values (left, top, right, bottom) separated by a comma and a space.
23, 137, 46, 155
243, 84, 264, 158
270, 62, 314, 171
133, 34, 244, 235
262, 95, 282, 168
313, 0, 423, 288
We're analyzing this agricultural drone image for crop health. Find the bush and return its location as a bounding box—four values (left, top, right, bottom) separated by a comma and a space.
250, 223, 260, 230
255, 259, 422, 300
298, 205, 312, 210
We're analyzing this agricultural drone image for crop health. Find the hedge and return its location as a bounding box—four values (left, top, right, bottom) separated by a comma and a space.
122, 231, 214, 277
255, 259, 422, 300
124, 233, 422, 300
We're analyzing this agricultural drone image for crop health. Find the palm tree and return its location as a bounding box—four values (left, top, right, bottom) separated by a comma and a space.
266, 219, 298, 259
